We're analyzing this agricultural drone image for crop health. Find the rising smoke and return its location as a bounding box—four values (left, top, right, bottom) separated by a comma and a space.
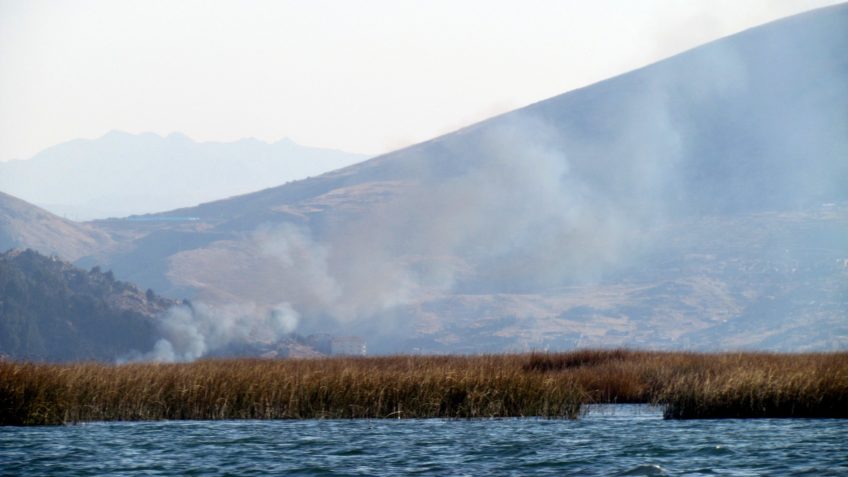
135, 5, 848, 359
237, 112, 675, 330
124, 302, 299, 362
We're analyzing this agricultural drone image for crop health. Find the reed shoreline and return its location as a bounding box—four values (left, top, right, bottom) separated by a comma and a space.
1, 350, 846, 425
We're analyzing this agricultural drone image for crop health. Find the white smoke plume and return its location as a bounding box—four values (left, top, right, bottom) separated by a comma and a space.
154, 7, 848, 353
161, 107, 681, 348
123, 301, 299, 363
240, 112, 676, 329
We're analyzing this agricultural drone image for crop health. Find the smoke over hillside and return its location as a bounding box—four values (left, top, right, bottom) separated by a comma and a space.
126, 302, 299, 362
112, 5, 848, 359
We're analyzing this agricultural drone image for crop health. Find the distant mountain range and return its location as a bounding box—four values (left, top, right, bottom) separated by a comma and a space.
1, 4, 846, 358
0, 132, 367, 220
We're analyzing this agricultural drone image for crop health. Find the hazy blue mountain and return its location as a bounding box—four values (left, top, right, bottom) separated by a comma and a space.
12, 5, 848, 357
0, 132, 367, 220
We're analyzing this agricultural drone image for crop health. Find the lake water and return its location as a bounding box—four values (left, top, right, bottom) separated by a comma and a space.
1, 405, 846, 476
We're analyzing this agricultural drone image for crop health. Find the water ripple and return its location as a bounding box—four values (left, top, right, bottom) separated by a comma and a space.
1, 406, 847, 476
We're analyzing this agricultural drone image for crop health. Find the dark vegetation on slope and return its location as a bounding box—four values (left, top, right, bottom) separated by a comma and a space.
0, 249, 175, 362
1, 350, 845, 425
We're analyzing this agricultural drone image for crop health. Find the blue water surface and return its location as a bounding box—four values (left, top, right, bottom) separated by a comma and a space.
1, 405, 846, 476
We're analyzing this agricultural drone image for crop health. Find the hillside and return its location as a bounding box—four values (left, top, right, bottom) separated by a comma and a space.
0, 131, 367, 220
130, 4, 847, 226
0, 191, 113, 262
23, 5, 848, 355
0, 247, 332, 362
0, 249, 173, 361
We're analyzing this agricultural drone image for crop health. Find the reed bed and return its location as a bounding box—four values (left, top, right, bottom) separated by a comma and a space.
525, 350, 848, 418
0, 355, 583, 425
1, 350, 846, 425
657, 353, 848, 419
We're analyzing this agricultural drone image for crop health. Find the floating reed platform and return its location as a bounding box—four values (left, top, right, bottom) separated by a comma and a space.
1, 351, 845, 425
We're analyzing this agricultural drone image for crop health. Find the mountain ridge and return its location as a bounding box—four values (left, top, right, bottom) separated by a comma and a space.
132, 2, 847, 226
0, 131, 368, 220
89, 4, 848, 355
0, 191, 113, 262
3, 4, 846, 356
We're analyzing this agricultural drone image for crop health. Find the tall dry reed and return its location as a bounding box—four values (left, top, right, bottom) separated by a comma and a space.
0, 355, 583, 425
656, 353, 848, 418
2, 351, 845, 425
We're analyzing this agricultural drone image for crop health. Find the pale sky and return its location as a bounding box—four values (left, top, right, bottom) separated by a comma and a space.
0, 0, 842, 162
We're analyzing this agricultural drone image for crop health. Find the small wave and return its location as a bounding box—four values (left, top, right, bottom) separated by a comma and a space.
690, 444, 735, 456
617, 464, 669, 476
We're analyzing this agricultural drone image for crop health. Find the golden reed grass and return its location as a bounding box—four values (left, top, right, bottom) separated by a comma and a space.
0, 355, 582, 425
1, 351, 845, 425
524, 350, 848, 418
657, 352, 848, 418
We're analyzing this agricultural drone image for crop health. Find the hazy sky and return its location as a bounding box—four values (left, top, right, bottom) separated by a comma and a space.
0, 0, 841, 162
